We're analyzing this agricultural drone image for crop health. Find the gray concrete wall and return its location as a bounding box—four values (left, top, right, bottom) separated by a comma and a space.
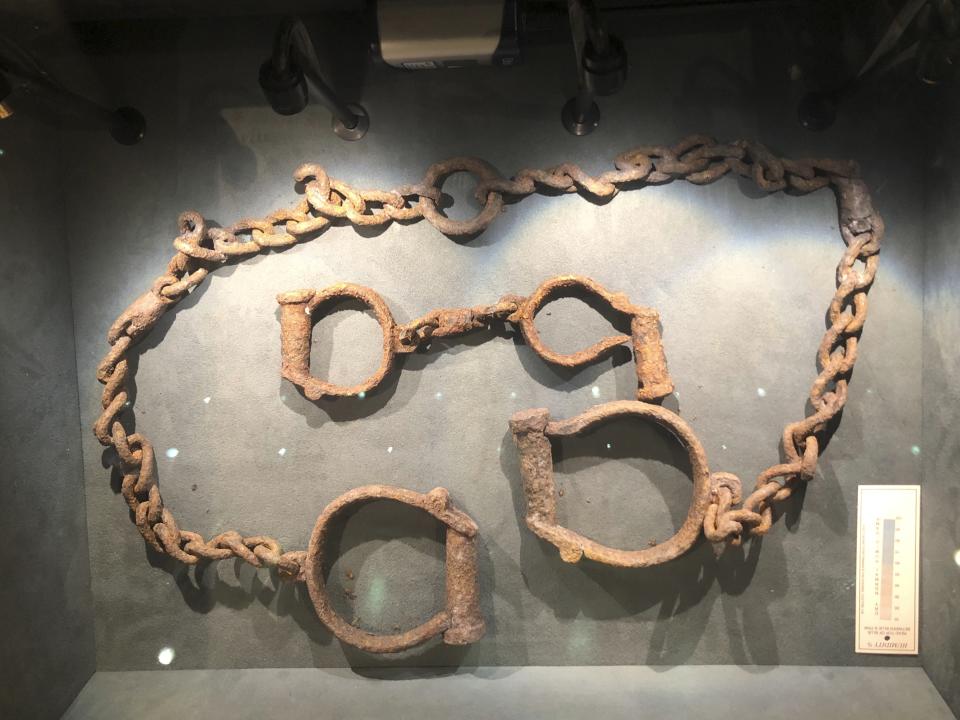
921, 89, 960, 717
60, 13, 930, 673
0, 118, 96, 715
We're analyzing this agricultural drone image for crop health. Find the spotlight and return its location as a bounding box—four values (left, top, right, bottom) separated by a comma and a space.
258, 59, 308, 116
0, 37, 144, 144
582, 34, 627, 97
260, 17, 369, 141
562, 0, 627, 136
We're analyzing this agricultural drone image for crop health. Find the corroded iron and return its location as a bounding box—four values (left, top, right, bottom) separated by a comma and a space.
92, 136, 884, 644
305, 485, 484, 653
277, 275, 672, 401
509, 401, 715, 567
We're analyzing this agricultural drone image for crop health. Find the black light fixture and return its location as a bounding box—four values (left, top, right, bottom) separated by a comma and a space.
259, 17, 369, 141
0, 74, 146, 144
0, 33, 145, 144
796, 0, 958, 132
562, 0, 627, 136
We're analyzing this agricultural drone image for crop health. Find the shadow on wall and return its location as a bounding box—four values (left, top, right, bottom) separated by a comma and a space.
98, 233, 825, 671
121, 405, 798, 672
182, 10, 373, 196
497, 419, 791, 668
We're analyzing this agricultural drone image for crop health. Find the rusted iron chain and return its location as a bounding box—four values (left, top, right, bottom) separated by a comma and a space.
93, 135, 882, 587
277, 275, 672, 402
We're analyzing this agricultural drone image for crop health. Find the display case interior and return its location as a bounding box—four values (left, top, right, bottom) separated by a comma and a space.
0, 2, 957, 718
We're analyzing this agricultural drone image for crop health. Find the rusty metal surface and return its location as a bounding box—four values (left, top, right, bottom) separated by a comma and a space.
305, 485, 484, 653
509, 401, 714, 567
277, 275, 672, 401
92, 135, 883, 642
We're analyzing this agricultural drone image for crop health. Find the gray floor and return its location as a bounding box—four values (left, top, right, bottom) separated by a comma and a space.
63, 665, 955, 720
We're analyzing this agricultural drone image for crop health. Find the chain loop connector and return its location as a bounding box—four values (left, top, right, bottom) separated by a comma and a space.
417, 157, 504, 236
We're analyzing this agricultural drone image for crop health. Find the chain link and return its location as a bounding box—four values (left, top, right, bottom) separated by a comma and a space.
395, 300, 522, 351
93, 135, 882, 577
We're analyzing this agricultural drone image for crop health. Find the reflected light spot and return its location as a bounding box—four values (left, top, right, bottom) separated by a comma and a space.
304, 306, 311, 315
278, 448, 287, 457
280, 394, 287, 402
157, 647, 175, 665
165, 448, 179, 459
202, 396, 211, 404
387, 446, 394, 454
606, 442, 612, 450
509, 391, 517, 399
911, 445, 921, 456
757, 387, 767, 398
591, 386, 600, 398
362, 576, 387, 617
435, 391, 443, 400
954, 549, 960, 567
358, 391, 366, 399
721, 444, 728, 450
568, 626, 590, 651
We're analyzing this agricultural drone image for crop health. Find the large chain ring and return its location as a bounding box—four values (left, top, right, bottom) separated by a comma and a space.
416, 157, 505, 236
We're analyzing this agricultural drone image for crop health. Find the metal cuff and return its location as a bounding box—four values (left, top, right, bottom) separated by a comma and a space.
509, 400, 712, 567
304, 485, 485, 653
